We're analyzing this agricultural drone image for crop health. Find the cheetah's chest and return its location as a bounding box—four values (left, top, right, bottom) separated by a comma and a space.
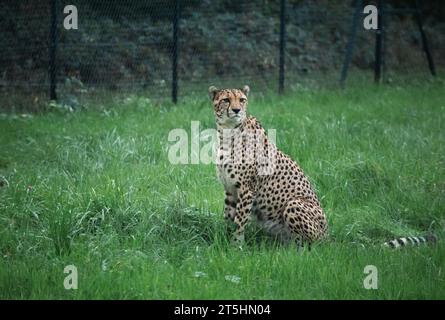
216, 148, 240, 190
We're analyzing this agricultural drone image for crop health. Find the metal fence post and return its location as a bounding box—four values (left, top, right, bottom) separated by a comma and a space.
278, 0, 286, 94
374, 0, 383, 83
414, 0, 436, 76
340, 0, 362, 86
172, 0, 179, 104
49, 0, 58, 100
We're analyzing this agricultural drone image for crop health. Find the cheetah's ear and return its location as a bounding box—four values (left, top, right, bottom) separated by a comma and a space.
208, 86, 218, 100
241, 85, 250, 96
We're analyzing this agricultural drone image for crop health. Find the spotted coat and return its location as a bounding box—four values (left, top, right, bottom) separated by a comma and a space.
209, 85, 328, 245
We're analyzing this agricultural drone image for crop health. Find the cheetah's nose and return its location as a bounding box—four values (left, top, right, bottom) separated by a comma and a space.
232, 108, 241, 114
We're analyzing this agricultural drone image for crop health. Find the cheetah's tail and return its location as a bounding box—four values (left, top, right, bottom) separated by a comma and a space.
383, 234, 437, 249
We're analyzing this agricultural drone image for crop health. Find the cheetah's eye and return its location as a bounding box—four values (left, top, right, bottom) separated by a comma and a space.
221, 98, 230, 104
240, 98, 246, 103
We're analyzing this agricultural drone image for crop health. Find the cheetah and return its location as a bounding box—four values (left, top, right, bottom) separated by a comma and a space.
209, 85, 328, 247
208, 85, 437, 250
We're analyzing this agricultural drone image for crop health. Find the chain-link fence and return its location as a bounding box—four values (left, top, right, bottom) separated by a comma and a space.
1, 0, 444, 111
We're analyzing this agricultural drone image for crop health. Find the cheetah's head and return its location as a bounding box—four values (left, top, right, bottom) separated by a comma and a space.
208, 85, 250, 128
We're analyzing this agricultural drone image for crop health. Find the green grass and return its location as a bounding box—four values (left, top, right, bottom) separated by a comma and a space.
0, 79, 444, 299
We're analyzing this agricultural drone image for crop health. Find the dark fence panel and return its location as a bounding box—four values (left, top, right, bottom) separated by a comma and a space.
0, 0, 443, 111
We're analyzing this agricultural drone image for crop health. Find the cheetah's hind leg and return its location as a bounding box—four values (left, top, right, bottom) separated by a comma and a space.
282, 198, 327, 251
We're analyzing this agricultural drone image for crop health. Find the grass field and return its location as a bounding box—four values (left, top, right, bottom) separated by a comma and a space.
0, 79, 444, 299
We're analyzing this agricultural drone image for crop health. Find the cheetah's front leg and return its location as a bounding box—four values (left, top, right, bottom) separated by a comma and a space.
233, 187, 254, 244
223, 191, 237, 221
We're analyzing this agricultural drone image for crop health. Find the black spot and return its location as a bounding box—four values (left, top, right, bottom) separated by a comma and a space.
224, 199, 236, 208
